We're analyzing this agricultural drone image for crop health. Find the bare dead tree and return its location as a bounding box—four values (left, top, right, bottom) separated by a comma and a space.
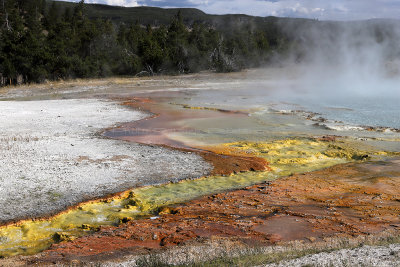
4, 12, 11, 31
2, 0, 11, 31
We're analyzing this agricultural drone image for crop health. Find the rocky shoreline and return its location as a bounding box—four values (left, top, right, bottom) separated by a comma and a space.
273, 108, 400, 134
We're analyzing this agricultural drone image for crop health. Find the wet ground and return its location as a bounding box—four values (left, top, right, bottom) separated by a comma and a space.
0, 68, 399, 265
32, 158, 400, 265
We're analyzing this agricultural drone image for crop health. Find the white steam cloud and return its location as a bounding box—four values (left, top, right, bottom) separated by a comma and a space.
281, 19, 400, 99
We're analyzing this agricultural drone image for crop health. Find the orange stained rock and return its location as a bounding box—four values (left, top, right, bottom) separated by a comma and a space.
174, 146, 270, 175
35, 159, 400, 264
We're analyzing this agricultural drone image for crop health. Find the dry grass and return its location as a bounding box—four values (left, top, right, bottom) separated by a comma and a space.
0, 135, 41, 143
0, 135, 43, 152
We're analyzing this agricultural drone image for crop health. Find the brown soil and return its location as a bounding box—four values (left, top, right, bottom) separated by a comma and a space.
176, 146, 269, 176
32, 158, 400, 264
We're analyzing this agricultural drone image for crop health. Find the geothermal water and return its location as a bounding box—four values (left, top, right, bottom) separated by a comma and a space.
168, 72, 400, 152
180, 75, 400, 130
292, 96, 400, 129
0, 65, 399, 258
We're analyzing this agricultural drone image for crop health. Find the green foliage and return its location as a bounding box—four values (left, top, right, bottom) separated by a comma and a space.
0, 0, 290, 85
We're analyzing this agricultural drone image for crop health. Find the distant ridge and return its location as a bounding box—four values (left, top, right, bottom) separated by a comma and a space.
1, 0, 398, 86
50, 0, 400, 28
49, 0, 289, 29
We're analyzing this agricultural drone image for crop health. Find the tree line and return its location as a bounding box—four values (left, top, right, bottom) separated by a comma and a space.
0, 0, 289, 86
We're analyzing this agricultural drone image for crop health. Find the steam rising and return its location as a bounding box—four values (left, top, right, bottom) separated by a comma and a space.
281, 19, 400, 99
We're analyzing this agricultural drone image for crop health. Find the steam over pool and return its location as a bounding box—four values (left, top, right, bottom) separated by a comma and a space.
187, 19, 400, 131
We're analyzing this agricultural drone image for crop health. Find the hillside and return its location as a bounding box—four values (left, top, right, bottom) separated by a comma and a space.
1, 0, 399, 86
50, 0, 298, 32
51, 1, 211, 25
0, 0, 292, 86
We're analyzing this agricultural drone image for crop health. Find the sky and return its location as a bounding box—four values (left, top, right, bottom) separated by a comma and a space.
62, 0, 400, 21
